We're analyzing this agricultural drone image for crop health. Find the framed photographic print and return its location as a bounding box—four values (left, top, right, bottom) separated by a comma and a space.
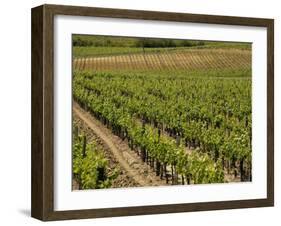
31, 4, 274, 221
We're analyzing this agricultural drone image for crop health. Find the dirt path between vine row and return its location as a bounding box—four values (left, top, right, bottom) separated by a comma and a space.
73, 102, 167, 187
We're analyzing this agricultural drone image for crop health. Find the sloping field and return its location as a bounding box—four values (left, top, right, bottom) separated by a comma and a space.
73, 48, 251, 72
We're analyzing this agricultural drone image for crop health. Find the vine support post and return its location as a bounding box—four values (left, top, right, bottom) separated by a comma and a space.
240, 158, 245, 182
82, 135, 87, 158
74, 125, 79, 138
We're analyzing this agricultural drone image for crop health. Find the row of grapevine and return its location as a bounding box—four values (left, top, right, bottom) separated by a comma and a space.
74, 70, 252, 182
73, 72, 231, 184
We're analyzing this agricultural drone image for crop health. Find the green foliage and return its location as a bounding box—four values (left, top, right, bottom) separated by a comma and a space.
73, 35, 137, 47
73, 37, 94, 47
73, 34, 206, 48
135, 38, 205, 48
73, 70, 252, 184
73, 133, 119, 189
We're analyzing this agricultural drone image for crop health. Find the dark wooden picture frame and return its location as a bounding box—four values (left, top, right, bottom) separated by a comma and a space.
31, 4, 274, 221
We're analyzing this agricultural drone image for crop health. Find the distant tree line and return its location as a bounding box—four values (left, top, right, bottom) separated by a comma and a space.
73, 35, 205, 48
136, 39, 205, 48
73, 37, 115, 47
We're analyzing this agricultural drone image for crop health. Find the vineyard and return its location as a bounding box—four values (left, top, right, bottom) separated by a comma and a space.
74, 48, 251, 73
72, 36, 252, 189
